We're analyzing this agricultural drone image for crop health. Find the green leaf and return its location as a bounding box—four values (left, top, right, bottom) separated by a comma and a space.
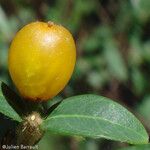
131, 0, 150, 23
131, 67, 146, 95
0, 6, 13, 42
41, 94, 148, 144
136, 95, 150, 122
0, 81, 22, 122
103, 41, 128, 81
118, 144, 150, 150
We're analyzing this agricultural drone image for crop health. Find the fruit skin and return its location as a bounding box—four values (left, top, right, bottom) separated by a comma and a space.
8, 21, 76, 101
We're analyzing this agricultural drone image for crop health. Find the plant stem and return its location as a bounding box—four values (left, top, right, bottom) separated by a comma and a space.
16, 112, 44, 149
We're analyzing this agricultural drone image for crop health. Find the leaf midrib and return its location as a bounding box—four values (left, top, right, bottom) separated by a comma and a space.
45, 114, 147, 141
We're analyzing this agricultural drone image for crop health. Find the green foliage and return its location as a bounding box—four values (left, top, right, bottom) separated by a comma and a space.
118, 144, 150, 150
41, 95, 148, 144
103, 40, 128, 81
131, 0, 150, 23
0, 82, 22, 122
0, 81, 148, 145
0, 0, 150, 149
136, 96, 150, 122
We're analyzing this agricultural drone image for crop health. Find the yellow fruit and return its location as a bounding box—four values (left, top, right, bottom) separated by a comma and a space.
8, 21, 76, 101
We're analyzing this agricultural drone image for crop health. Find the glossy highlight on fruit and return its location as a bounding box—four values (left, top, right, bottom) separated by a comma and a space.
8, 21, 76, 101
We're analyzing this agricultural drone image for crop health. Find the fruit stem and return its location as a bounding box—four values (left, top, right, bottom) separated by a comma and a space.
47, 21, 54, 27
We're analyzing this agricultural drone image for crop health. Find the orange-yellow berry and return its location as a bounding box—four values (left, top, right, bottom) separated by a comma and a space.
8, 21, 76, 101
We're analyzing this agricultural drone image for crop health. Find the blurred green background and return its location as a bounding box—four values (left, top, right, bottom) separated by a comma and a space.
0, 0, 150, 150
